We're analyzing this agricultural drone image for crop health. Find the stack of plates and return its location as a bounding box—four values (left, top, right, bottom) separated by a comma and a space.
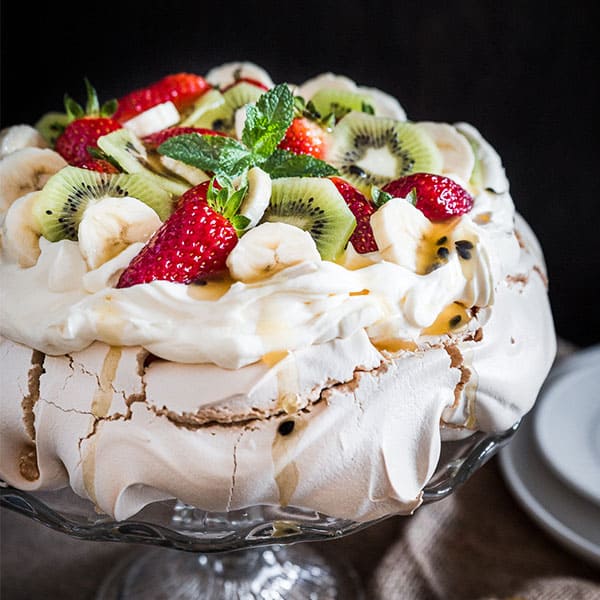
499, 343, 600, 567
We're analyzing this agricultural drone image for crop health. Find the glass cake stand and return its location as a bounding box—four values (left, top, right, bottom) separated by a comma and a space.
0, 424, 518, 599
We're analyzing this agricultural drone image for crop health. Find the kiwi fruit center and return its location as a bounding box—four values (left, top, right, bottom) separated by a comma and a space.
326, 112, 442, 193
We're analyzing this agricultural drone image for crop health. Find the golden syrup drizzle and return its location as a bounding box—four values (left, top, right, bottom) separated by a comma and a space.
271, 417, 307, 507
83, 346, 122, 504
186, 276, 233, 301
416, 218, 460, 275
422, 302, 470, 336
349, 288, 371, 297
275, 354, 301, 414
373, 338, 418, 353
261, 350, 289, 368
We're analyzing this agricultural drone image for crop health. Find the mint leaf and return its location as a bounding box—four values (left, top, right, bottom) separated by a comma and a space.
242, 83, 294, 159
158, 134, 254, 178
261, 149, 338, 179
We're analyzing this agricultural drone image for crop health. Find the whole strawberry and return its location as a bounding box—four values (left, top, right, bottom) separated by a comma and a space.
382, 173, 474, 221
142, 126, 227, 150
330, 177, 377, 253
113, 73, 211, 123
55, 80, 122, 168
117, 180, 248, 288
278, 117, 328, 159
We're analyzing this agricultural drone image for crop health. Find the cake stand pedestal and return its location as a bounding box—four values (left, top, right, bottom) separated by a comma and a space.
0, 425, 517, 599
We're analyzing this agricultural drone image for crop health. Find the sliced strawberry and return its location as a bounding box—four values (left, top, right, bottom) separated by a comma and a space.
74, 157, 119, 174
222, 77, 269, 92
142, 126, 227, 150
382, 173, 474, 222
116, 181, 239, 288
56, 117, 122, 165
55, 80, 122, 166
330, 177, 378, 254
113, 73, 211, 123
278, 117, 328, 159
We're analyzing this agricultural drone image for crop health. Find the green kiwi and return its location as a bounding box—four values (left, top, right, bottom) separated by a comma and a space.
310, 89, 373, 120
260, 177, 356, 260
183, 82, 265, 132
33, 166, 172, 242
35, 112, 70, 147
326, 112, 443, 193
97, 129, 190, 196
179, 89, 227, 127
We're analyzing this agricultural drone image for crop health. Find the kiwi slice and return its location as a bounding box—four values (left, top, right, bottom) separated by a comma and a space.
183, 82, 265, 132
261, 178, 356, 261
33, 166, 172, 242
310, 89, 373, 120
35, 112, 70, 147
326, 112, 443, 193
97, 129, 190, 196
179, 89, 227, 127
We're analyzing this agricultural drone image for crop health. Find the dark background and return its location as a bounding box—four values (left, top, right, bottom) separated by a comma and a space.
1, 1, 598, 347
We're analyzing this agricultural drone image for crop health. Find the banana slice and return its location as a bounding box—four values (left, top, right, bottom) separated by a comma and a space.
0, 148, 67, 214
78, 196, 161, 270
296, 73, 406, 121
234, 105, 250, 140
226, 222, 320, 283
0, 125, 48, 159
239, 167, 271, 228
160, 156, 209, 185
123, 101, 180, 138
370, 197, 430, 271
205, 62, 274, 89
418, 122, 475, 183
1, 191, 43, 267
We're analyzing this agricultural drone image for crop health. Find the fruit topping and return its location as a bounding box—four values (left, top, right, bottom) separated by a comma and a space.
260, 177, 356, 261
278, 117, 328, 159
325, 112, 442, 193
54, 80, 122, 171
142, 127, 227, 149
113, 73, 210, 123
330, 177, 377, 253
33, 166, 172, 242
382, 173, 474, 221
116, 180, 247, 287
97, 129, 190, 196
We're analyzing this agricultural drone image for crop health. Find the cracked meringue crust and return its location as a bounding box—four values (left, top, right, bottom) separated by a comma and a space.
0, 218, 555, 521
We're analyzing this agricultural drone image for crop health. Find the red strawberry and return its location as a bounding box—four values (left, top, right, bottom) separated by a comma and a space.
116, 181, 238, 288
74, 158, 119, 174
142, 126, 227, 150
382, 173, 474, 222
278, 117, 328, 159
55, 80, 122, 169
56, 118, 122, 165
113, 73, 211, 123
222, 77, 269, 92
330, 177, 378, 254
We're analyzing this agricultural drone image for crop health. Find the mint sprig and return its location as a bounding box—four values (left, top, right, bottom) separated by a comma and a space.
159, 134, 254, 179
262, 149, 337, 178
242, 84, 293, 158
158, 83, 338, 180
